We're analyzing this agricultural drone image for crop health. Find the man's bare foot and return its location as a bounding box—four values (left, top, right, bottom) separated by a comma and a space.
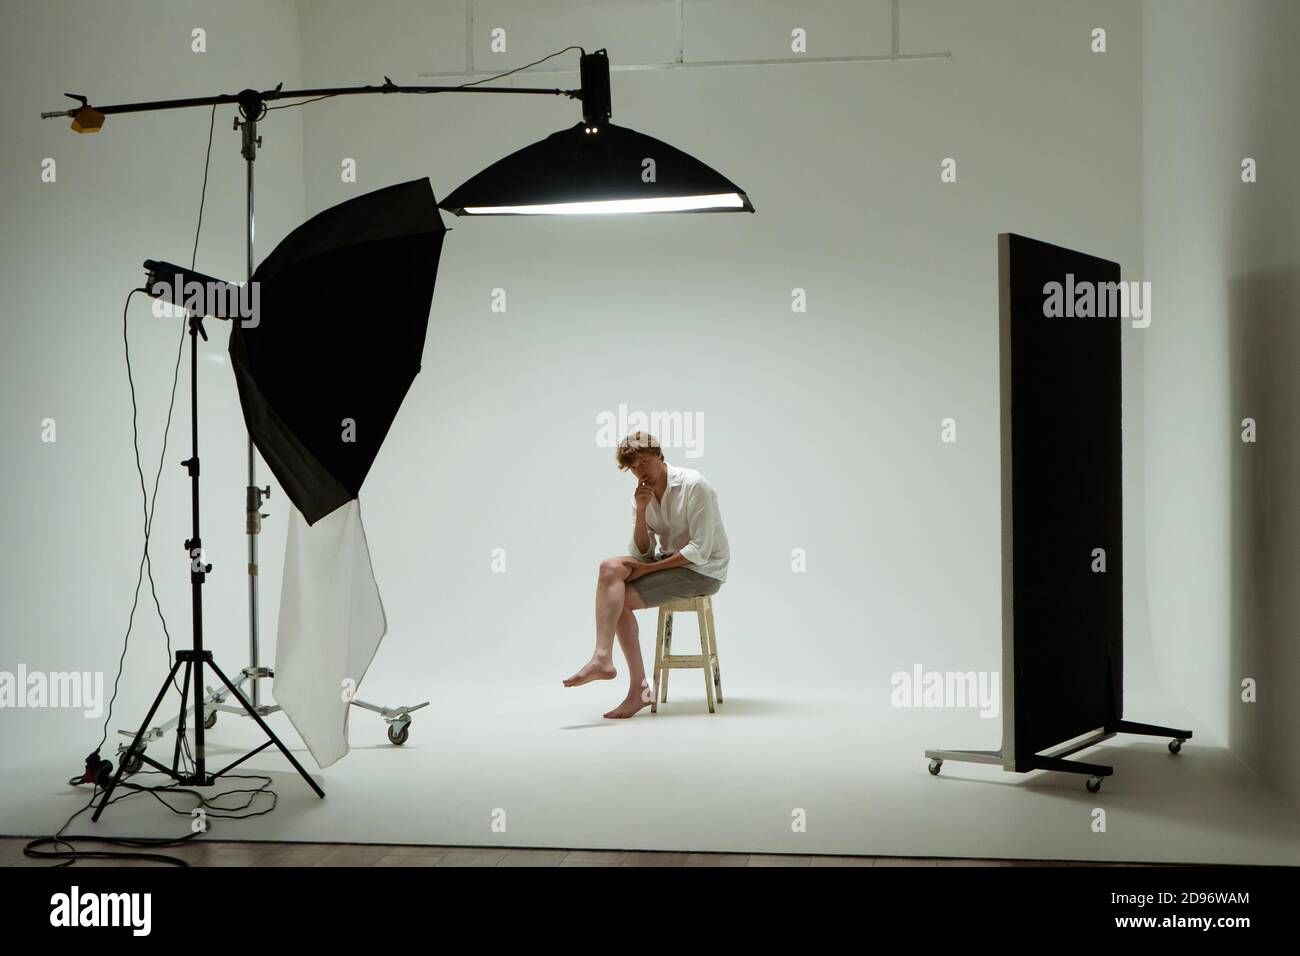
563, 658, 617, 687
603, 690, 652, 719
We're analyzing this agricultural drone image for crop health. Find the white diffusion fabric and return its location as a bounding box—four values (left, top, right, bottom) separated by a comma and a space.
273, 499, 386, 768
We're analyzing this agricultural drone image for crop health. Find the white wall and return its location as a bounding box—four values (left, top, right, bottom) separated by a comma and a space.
1142, 0, 1300, 810
293, 0, 1150, 703
0, 0, 304, 764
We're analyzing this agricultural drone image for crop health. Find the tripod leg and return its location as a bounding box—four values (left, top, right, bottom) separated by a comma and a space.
92, 658, 187, 822
172, 659, 193, 774
208, 659, 325, 799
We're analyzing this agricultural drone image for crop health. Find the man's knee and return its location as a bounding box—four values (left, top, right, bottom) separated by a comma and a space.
599, 557, 629, 581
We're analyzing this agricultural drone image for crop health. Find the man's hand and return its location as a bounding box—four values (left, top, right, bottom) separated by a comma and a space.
621, 556, 649, 582
625, 552, 689, 582
633, 479, 654, 513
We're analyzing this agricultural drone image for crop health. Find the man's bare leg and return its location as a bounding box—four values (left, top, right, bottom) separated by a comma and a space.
604, 593, 653, 719
563, 557, 638, 687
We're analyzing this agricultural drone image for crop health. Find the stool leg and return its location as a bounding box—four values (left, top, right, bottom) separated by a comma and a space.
660, 611, 673, 702
699, 607, 716, 714
651, 608, 667, 713
705, 598, 722, 704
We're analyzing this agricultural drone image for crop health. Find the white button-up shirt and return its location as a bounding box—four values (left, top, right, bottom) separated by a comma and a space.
628, 461, 730, 582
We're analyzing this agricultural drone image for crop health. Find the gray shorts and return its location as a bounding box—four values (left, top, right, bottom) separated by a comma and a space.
628, 555, 722, 608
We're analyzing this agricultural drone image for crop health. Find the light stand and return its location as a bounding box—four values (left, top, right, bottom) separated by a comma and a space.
92, 310, 323, 821
238, 102, 272, 717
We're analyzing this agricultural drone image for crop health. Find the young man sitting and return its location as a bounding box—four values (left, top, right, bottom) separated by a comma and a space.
563, 432, 730, 718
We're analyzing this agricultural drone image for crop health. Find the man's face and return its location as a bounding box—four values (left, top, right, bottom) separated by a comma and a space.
629, 451, 662, 484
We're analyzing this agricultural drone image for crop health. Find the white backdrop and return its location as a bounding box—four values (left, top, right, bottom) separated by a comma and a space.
297, 0, 1151, 697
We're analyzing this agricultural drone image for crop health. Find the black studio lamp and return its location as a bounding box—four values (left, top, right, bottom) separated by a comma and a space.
440, 50, 754, 216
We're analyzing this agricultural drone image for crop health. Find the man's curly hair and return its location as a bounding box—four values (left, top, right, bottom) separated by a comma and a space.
615, 431, 663, 470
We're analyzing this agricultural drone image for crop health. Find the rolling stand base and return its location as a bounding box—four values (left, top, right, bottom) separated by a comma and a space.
926, 720, 1193, 793
114, 667, 431, 765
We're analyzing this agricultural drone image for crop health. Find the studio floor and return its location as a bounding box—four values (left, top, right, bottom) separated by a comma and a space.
2, 677, 1298, 866
0, 838, 1187, 867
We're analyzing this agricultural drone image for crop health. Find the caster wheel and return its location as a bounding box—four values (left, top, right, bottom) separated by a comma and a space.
1168, 739, 1182, 754
1086, 776, 1103, 793
122, 750, 144, 776
387, 723, 410, 746
204, 710, 218, 730
928, 758, 942, 776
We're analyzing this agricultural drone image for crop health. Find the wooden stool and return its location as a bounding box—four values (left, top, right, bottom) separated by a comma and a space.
650, 596, 722, 714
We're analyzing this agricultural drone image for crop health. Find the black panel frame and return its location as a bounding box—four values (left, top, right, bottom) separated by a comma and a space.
998, 233, 1123, 769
